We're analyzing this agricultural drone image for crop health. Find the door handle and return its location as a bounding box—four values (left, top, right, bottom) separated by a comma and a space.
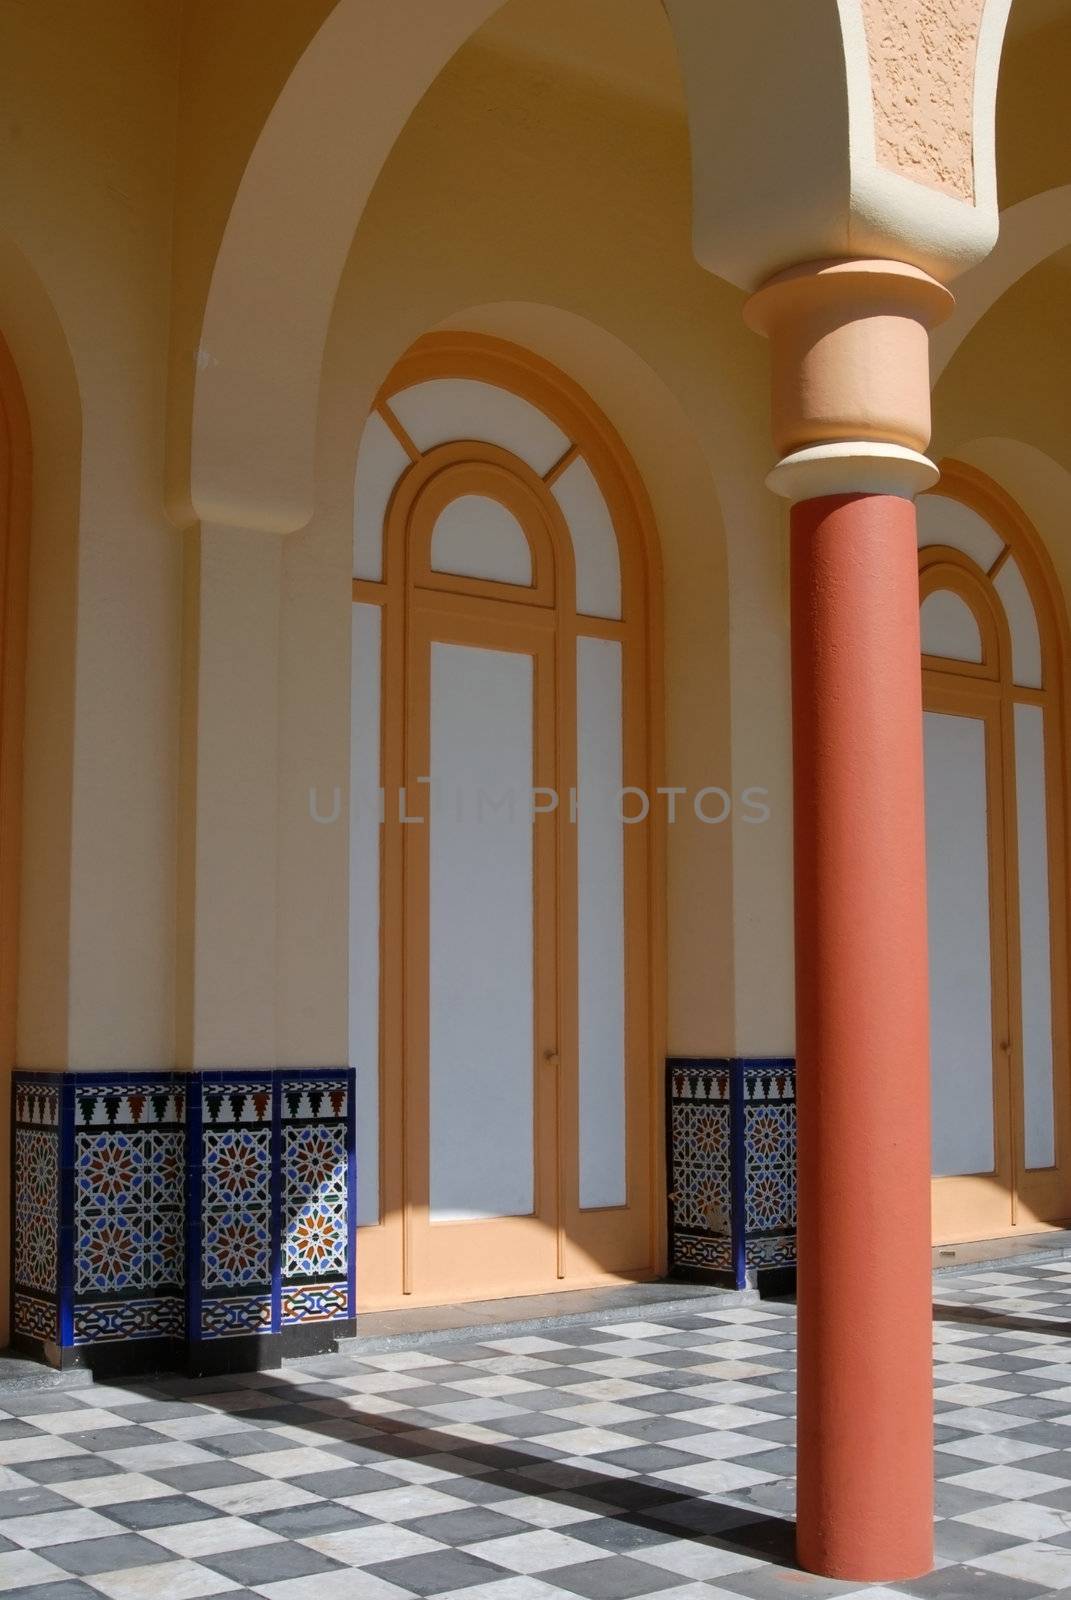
543, 1049, 561, 1070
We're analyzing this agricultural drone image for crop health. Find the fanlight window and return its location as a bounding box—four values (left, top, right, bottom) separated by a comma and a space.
354, 377, 622, 620
919, 589, 982, 663
429, 494, 532, 586
916, 493, 1042, 687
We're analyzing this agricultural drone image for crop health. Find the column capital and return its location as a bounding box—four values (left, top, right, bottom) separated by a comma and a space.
745, 257, 954, 504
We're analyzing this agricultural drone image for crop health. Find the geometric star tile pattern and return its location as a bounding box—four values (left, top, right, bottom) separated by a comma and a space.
11, 1068, 355, 1366
193, 1071, 355, 1345
742, 1063, 796, 1272
71, 1079, 186, 1345
669, 1059, 797, 1286
6, 1254, 1071, 1597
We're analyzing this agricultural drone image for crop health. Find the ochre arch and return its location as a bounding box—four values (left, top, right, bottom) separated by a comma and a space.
929, 459, 1071, 691
376, 332, 663, 625
183, 0, 867, 532
919, 551, 1006, 680
932, 185, 1071, 381
396, 444, 562, 609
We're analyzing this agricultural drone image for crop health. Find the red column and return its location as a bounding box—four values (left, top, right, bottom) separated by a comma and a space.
792, 492, 933, 1581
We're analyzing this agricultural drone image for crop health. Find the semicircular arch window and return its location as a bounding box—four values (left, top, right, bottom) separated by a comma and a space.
430, 494, 533, 586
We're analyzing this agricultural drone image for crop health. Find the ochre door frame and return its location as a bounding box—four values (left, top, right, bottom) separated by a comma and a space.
352, 333, 666, 1309
925, 464, 1071, 1243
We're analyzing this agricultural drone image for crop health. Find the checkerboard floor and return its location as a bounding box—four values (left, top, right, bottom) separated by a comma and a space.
8, 1262, 1071, 1599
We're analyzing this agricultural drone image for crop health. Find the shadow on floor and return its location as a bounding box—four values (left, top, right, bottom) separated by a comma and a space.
134, 1364, 802, 1572
932, 1301, 1071, 1339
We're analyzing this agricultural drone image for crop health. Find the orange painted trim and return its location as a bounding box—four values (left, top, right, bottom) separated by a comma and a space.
376, 400, 420, 464
403, 446, 557, 608
919, 548, 1004, 680
924, 676, 1015, 1240
0, 334, 31, 1345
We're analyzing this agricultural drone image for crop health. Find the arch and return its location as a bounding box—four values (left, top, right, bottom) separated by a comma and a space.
919, 580, 990, 669
189, 0, 508, 533
389, 443, 560, 606
924, 460, 1069, 689
932, 185, 1071, 379
920, 459, 1071, 1240
951, 439, 1071, 616
428, 481, 537, 590
185, 0, 859, 534
0, 237, 82, 1078
373, 331, 659, 620
0, 241, 81, 1345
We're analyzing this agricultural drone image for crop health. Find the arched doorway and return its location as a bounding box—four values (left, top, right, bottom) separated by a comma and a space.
920, 464, 1071, 1243
350, 334, 663, 1308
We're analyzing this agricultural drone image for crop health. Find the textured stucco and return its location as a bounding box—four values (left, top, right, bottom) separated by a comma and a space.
862, 0, 984, 201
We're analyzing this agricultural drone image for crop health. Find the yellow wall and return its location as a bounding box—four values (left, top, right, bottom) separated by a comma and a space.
934, 247, 1071, 653
0, 0, 182, 1068
933, 12, 1071, 639
997, 12, 1071, 209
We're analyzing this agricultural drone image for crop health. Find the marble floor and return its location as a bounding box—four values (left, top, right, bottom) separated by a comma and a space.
6, 1259, 1071, 1598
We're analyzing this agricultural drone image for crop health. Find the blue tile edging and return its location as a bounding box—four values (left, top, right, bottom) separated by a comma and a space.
667, 1058, 796, 1290
10, 1067, 356, 1375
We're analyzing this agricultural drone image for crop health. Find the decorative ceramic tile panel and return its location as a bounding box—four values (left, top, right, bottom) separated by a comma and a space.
667, 1063, 732, 1277
13, 1291, 58, 1343
282, 1284, 349, 1321
189, 1069, 355, 1348
667, 1059, 796, 1288
71, 1074, 186, 1345
14, 1080, 59, 1127
202, 1128, 273, 1292
280, 1076, 353, 1326
11, 1079, 61, 1346
73, 1080, 187, 1127
742, 1062, 797, 1272
199, 1294, 273, 1337
12, 1067, 356, 1372
193, 1076, 275, 1342
73, 1297, 186, 1343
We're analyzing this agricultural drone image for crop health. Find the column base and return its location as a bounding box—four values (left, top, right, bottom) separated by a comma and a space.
10, 1068, 356, 1377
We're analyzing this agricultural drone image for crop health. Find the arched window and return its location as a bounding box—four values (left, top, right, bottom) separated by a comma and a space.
349, 334, 661, 1308
919, 465, 1070, 1243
